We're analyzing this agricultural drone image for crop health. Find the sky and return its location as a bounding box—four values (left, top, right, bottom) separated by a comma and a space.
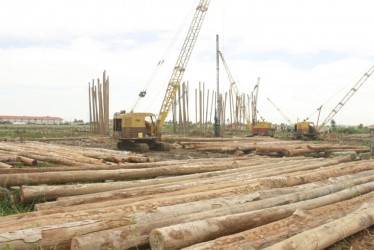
1, 0, 374, 126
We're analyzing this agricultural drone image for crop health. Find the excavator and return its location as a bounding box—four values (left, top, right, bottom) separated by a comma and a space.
113, 0, 210, 152
293, 64, 374, 140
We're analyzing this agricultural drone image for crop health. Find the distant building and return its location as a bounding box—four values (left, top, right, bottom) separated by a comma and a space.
0, 115, 64, 125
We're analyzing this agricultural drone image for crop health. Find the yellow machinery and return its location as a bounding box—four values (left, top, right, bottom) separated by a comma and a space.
252, 121, 275, 136
113, 0, 210, 152
293, 64, 374, 140
250, 78, 275, 136
293, 121, 317, 140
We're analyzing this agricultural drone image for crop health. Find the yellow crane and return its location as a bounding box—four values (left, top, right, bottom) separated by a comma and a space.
316, 64, 374, 132
250, 78, 275, 136
113, 0, 210, 151
293, 64, 374, 139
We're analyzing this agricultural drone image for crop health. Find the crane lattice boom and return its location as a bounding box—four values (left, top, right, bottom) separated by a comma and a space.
267, 98, 292, 125
157, 0, 210, 129
317, 64, 374, 132
219, 51, 239, 97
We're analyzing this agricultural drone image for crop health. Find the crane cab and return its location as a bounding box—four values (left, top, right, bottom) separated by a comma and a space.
113, 112, 169, 152
252, 122, 275, 136
293, 121, 317, 140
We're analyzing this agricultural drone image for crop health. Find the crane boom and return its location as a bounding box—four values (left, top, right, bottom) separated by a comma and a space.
317, 64, 374, 132
218, 51, 239, 97
251, 78, 260, 126
157, 0, 210, 130
267, 98, 292, 124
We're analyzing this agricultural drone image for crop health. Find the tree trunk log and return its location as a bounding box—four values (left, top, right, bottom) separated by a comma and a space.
264, 206, 374, 250
16, 156, 37, 166
0, 160, 245, 187
149, 176, 374, 250
70, 181, 374, 250
184, 192, 374, 250
0, 162, 13, 168
33, 156, 351, 210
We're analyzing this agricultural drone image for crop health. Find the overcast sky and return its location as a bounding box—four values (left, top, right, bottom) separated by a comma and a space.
1, 0, 373, 125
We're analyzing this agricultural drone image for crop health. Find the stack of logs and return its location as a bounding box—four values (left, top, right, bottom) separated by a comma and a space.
0, 141, 150, 170
167, 136, 370, 157
0, 139, 374, 249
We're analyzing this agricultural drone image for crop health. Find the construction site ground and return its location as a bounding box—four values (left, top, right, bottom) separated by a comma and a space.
0, 134, 373, 249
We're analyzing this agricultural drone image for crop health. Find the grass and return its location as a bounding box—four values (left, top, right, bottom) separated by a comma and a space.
0, 124, 91, 139
0, 195, 33, 217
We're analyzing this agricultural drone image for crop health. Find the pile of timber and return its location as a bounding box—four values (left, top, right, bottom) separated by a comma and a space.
1, 147, 374, 249
168, 136, 369, 156
0, 141, 150, 170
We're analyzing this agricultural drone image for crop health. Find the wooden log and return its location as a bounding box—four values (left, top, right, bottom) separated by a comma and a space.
71, 181, 374, 250
32, 157, 346, 209
0, 162, 13, 168
0, 157, 206, 174
149, 176, 374, 249
13, 168, 372, 220
16, 156, 37, 166
149, 209, 290, 250
184, 192, 374, 250
0, 214, 132, 249
259, 160, 374, 189
307, 144, 369, 152
0, 160, 245, 187
33, 156, 353, 209
8, 170, 373, 232
12, 167, 368, 222
264, 206, 374, 250
0, 156, 18, 162
21, 160, 251, 202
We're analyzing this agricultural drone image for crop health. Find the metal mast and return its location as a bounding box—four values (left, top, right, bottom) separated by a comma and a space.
267, 98, 292, 125
219, 51, 239, 97
251, 78, 260, 127
317, 64, 374, 132
215, 34, 220, 136
157, 0, 210, 130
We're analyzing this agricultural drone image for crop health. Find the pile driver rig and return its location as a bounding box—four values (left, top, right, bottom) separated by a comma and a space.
113, 0, 210, 151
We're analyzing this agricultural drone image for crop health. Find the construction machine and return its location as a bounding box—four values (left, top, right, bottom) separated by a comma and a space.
250, 78, 275, 136
293, 121, 317, 140
113, 0, 210, 152
293, 64, 374, 140
218, 50, 250, 132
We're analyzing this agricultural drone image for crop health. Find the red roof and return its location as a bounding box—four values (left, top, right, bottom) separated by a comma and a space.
0, 115, 63, 121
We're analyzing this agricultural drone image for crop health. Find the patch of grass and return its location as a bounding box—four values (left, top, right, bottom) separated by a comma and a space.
0, 191, 33, 216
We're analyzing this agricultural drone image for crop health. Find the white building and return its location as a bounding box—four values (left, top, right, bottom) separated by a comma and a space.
0, 115, 63, 125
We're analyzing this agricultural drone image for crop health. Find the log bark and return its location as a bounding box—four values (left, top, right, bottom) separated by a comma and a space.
0, 161, 13, 168
149, 175, 374, 250
0, 160, 245, 187
184, 192, 374, 250
259, 160, 374, 189
70, 181, 374, 250
16, 156, 37, 166
264, 206, 374, 250
6, 169, 370, 224
33, 156, 352, 209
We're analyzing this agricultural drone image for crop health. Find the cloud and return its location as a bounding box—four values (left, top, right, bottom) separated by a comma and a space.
0, 0, 373, 125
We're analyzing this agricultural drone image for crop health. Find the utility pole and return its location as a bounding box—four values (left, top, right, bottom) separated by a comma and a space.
214, 34, 220, 137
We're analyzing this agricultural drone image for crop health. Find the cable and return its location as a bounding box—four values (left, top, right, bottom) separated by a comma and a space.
131, 0, 198, 112
303, 67, 367, 121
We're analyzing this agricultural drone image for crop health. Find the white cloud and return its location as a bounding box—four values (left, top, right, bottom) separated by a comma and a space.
0, 0, 374, 125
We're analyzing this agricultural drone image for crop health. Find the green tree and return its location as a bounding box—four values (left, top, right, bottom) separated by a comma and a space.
331, 119, 336, 131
